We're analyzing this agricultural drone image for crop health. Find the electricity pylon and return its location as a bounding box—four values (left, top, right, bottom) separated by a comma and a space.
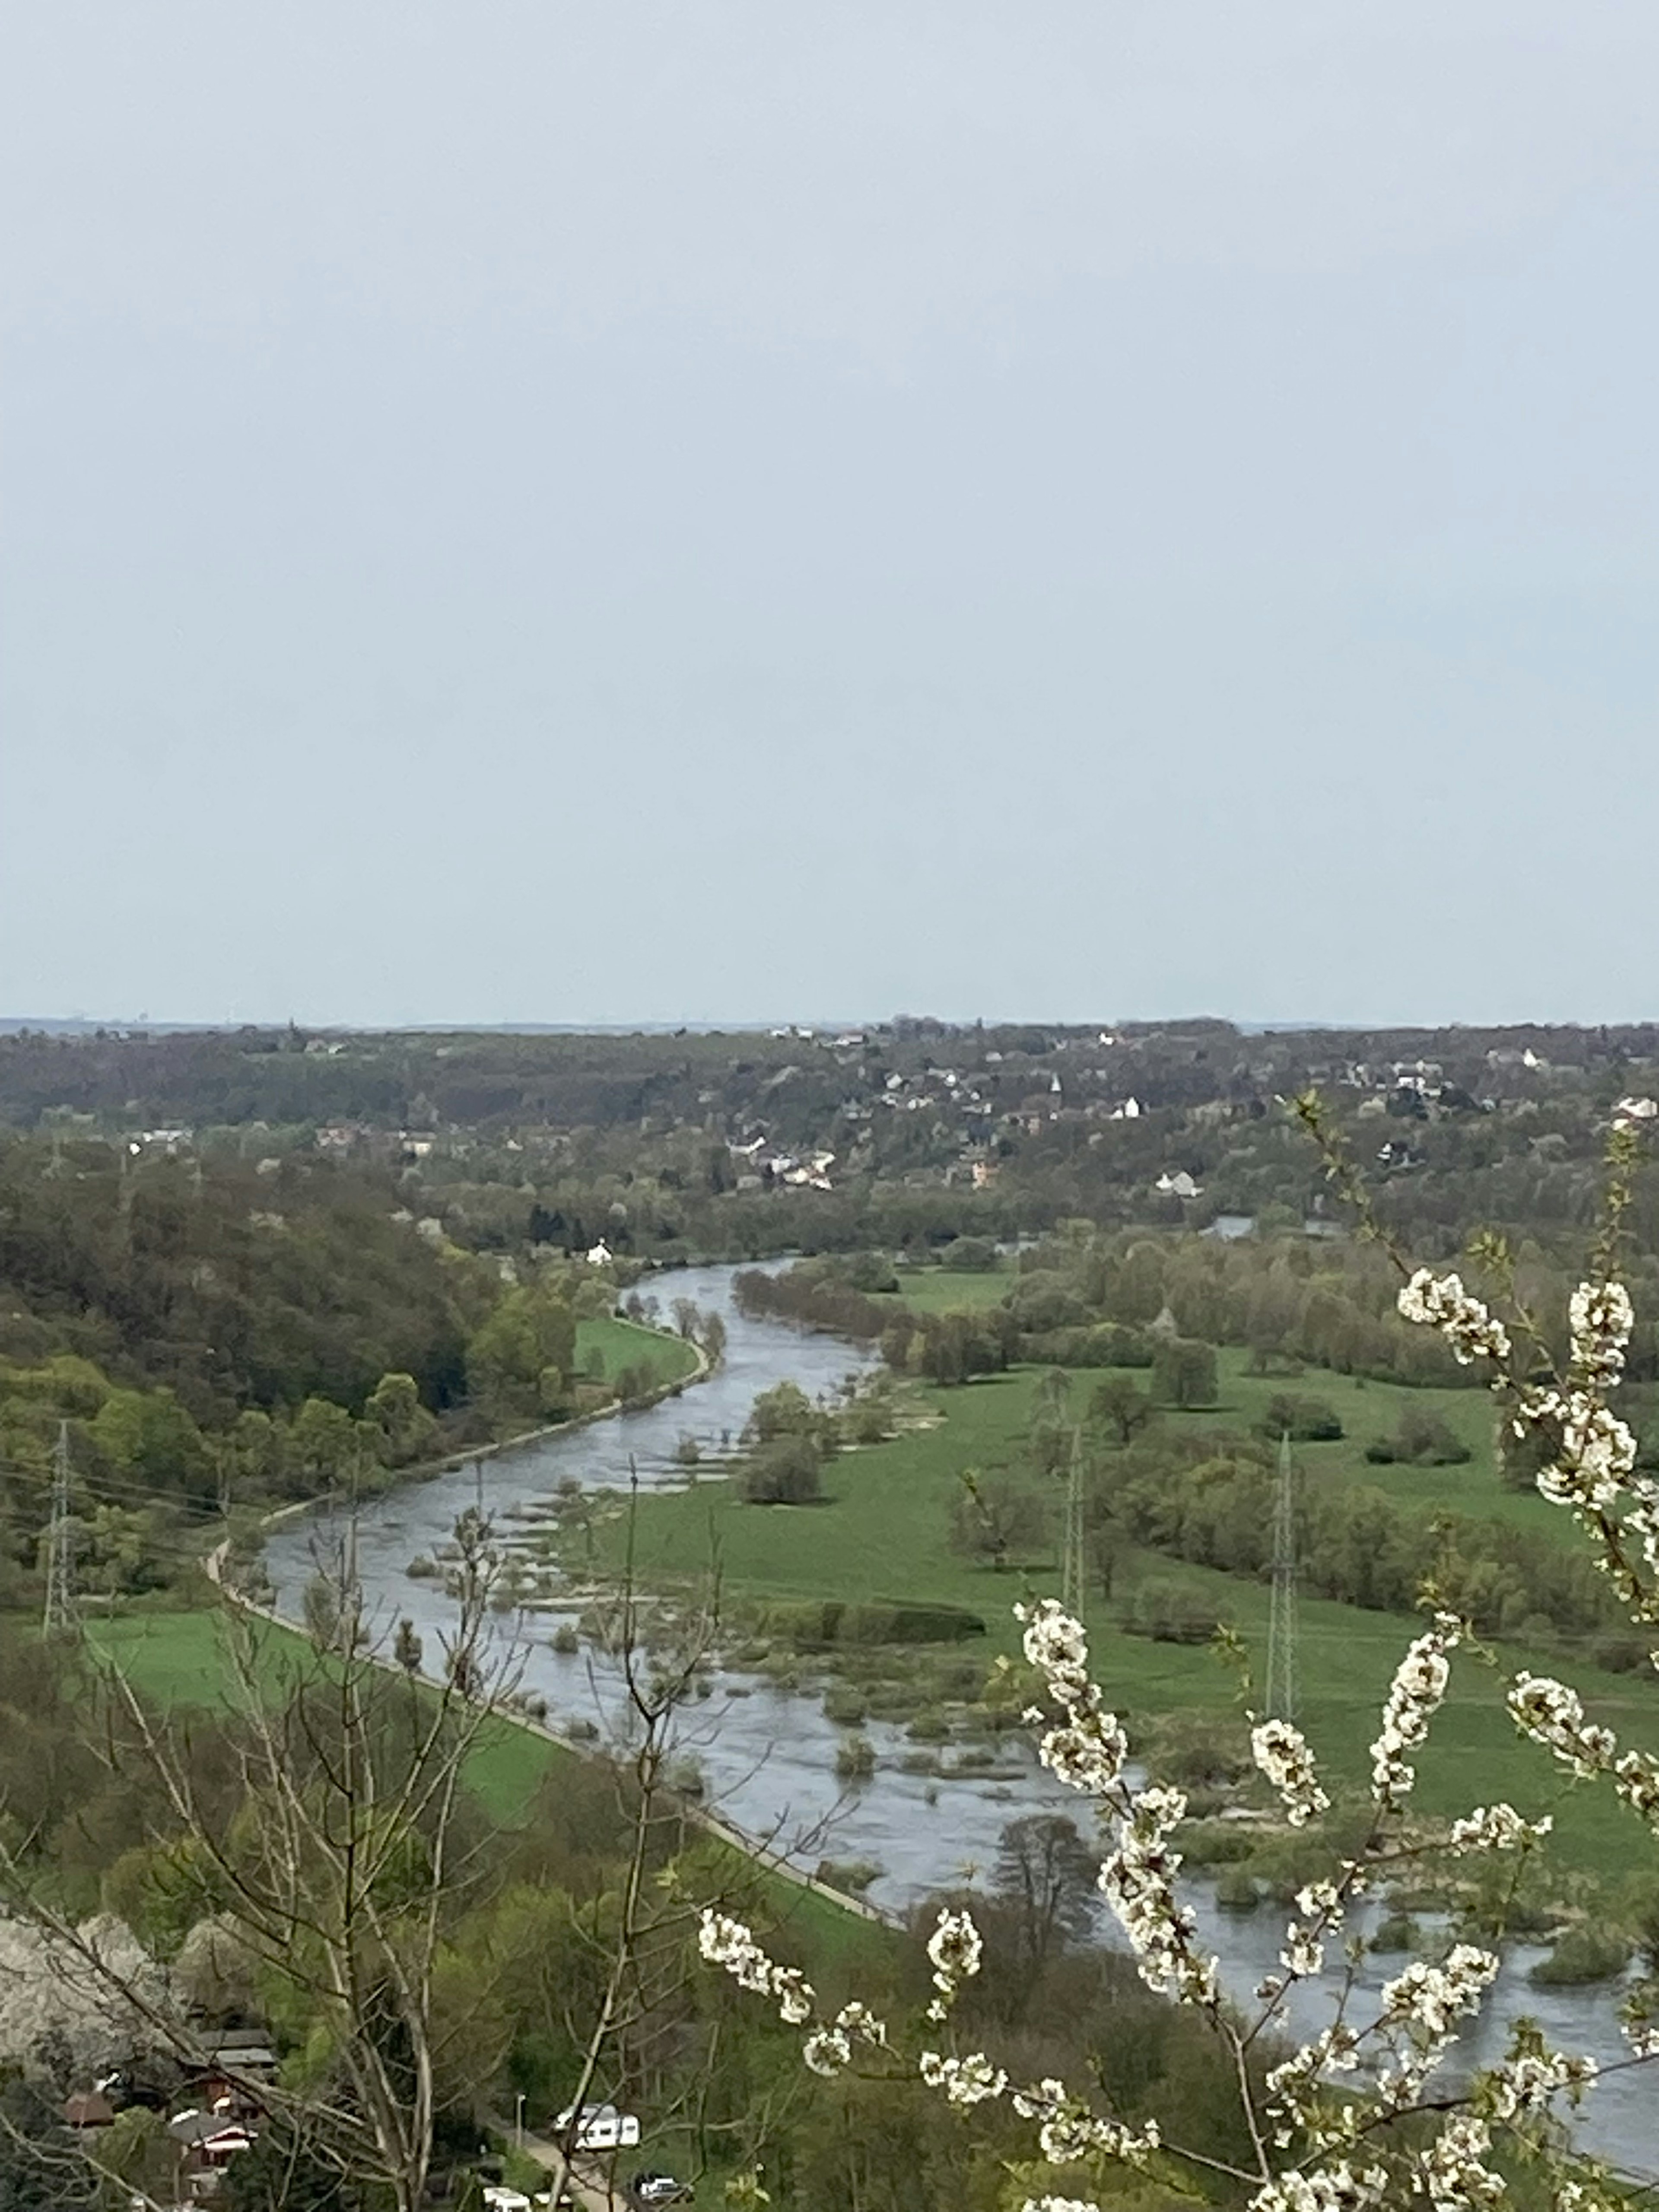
1060, 1426, 1087, 1619
42, 1421, 78, 1639
1265, 1429, 1297, 1721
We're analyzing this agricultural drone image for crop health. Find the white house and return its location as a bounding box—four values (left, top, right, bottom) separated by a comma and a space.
586, 1239, 613, 1266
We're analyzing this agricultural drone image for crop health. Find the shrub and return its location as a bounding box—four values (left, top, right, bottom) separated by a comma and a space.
815, 1857, 881, 1892
737, 1433, 824, 1505
834, 1732, 876, 1781
1214, 1868, 1261, 1912
1256, 1392, 1344, 1443
1365, 1408, 1472, 1466
1529, 1924, 1631, 1986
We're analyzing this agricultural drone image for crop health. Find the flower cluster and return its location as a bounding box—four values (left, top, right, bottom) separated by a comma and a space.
1483, 2039, 1596, 2123
1417, 2115, 1504, 2210
918, 2049, 1007, 2106
1446, 1802, 1552, 1853
1097, 1784, 1218, 2008
801, 2002, 888, 2078
1569, 1278, 1634, 1385
1249, 2162, 1388, 2212
1506, 1674, 1615, 1780
1397, 1269, 1511, 1368
1250, 1717, 1330, 1827
697, 1909, 814, 2025
1370, 1616, 1460, 1804
1015, 1599, 1130, 1799
1516, 1382, 1637, 1513
923, 1906, 983, 2022
1373, 1945, 1499, 2108
1010, 2079, 1160, 2165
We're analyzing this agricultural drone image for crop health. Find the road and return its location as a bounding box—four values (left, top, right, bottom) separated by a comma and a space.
512, 2125, 631, 2212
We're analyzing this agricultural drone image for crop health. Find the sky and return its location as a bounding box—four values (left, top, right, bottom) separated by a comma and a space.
4, 3, 1659, 1030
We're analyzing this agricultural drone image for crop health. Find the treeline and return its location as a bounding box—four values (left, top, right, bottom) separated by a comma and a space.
0, 1135, 699, 1608
1090, 1432, 1629, 1656
732, 1265, 1021, 1385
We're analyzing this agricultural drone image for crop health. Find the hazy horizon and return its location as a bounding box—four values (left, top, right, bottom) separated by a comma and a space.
7, 6, 1659, 1029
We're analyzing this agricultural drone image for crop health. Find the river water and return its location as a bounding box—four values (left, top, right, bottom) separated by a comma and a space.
261, 1264, 1656, 2177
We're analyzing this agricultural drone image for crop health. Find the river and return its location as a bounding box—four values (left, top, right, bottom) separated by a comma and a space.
261, 1263, 1656, 2177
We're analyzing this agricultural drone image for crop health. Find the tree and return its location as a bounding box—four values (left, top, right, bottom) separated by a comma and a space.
700, 1310, 727, 1367
1088, 1373, 1157, 1446
737, 1434, 823, 1505
671, 1298, 701, 1341
948, 1472, 1046, 1572
366, 1373, 437, 1467
90, 1388, 210, 1503
1151, 1336, 1218, 1409
464, 1287, 576, 1423
990, 1814, 1100, 1979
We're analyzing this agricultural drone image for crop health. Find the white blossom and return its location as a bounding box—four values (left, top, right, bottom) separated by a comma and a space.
1015, 1599, 1130, 1796
1569, 1279, 1634, 1385
1371, 1618, 1460, 1803
1249, 2162, 1389, 2212
918, 2049, 1008, 2105
1097, 1785, 1219, 2007
1252, 1717, 1330, 1827
801, 2025, 850, 2076
1417, 2114, 1504, 2211
1397, 1269, 1510, 1367
1446, 1802, 1552, 1853
1506, 1674, 1616, 1780
923, 1905, 983, 2020
697, 1908, 817, 2028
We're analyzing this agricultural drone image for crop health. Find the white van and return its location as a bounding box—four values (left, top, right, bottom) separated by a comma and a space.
555, 2102, 642, 2152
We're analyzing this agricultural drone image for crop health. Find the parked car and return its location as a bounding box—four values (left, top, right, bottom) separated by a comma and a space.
632, 2172, 689, 2204
554, 2102, 642, 2152
483, 2191, 532, 2212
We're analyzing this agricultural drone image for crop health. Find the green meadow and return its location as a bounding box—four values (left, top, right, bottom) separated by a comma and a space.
575, 1314, 701, 1391
594, 1354, 1658, 1882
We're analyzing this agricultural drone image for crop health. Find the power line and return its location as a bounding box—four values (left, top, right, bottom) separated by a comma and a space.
1265, 1430, 1298, 1723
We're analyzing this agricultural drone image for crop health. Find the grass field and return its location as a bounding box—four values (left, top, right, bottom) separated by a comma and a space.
592, 1359, 1659, 1881
880, 1267, 1014, 1313
575, 1315, 701, 1392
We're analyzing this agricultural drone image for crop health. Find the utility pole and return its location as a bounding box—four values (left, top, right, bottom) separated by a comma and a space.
42, 1421, 78, 1640
1060, 1426, 1086, 1620
1265, 1430, 1298, 1721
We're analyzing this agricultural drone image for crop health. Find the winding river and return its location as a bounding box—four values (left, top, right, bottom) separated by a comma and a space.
261, 1264, 1656, 2177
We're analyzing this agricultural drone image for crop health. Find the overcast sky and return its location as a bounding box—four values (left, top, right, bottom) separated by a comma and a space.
5, 3, 1659, 1028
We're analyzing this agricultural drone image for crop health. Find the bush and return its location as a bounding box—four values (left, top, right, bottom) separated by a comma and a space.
1214, 1867, 1261, 1912
1370, 1913, 1420, 1953
1256, 1392, 1344, 1443
834, 1732, 876, 1781
816, 1857, 882, 1892
1364, 1408, 1472, 1466
737, 1433, 824, 1505
1122, 1580, 1225, 1645
1529, 1923, 1631, 1986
